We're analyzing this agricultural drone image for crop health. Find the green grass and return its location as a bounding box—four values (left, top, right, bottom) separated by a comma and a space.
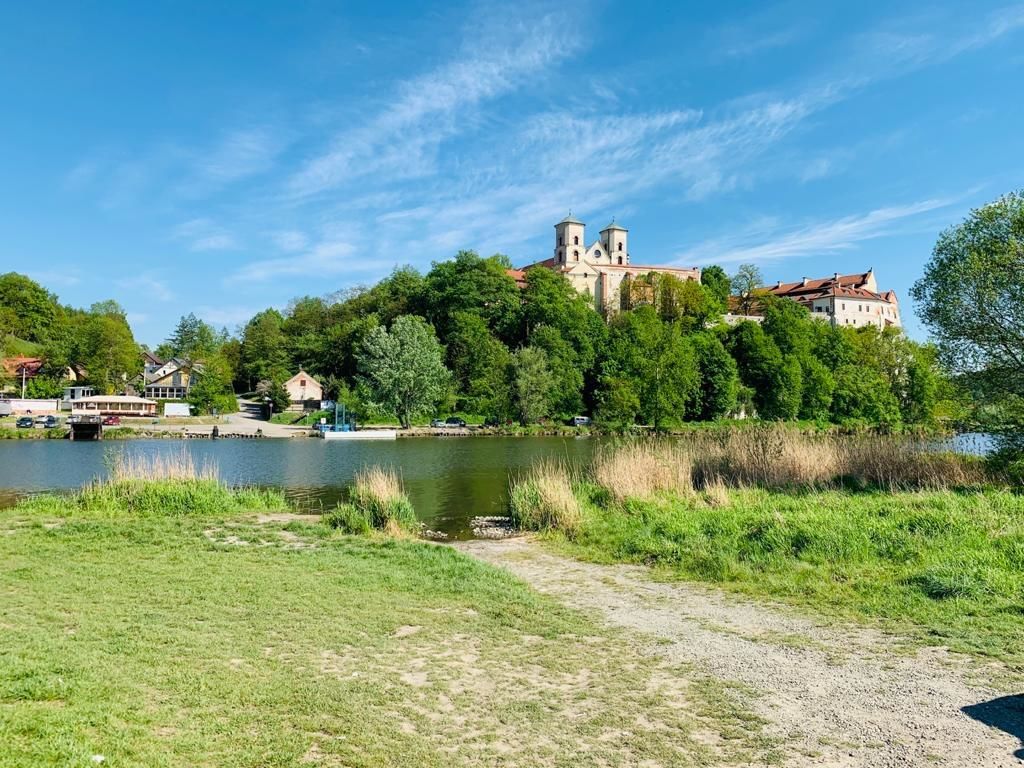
543, 485, 1024, 666
15, 478, 288, 519
269, 409, 330, 426
0, 507, 777, 766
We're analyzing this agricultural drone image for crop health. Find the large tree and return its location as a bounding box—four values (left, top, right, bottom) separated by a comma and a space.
731, 263, 766, 315
912, 191, 1024, 397
240, 309, 290, 389
357, 315, 451, 428
512, 346, 555, 425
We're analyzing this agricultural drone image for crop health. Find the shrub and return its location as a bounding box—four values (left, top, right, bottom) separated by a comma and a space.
323, 503, 373, 535
509, 460, 582, 537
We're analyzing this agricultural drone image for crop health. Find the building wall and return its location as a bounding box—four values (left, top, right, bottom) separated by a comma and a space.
285, 375, 323, 403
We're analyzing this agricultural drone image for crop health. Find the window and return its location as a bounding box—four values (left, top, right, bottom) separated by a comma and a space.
558, 235, 563, 246
573, 250, 579, 260
300, 379, 306, 387
618, 242, 623, 251
595, 249, 601, 257
842, 303, 846, 310
558, 249, 563, 262
618, 256, 623, 265
573, 235, 579, 245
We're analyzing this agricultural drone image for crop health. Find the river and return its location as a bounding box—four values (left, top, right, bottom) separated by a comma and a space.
0, 432, 995, 539
0, 437, 601, 538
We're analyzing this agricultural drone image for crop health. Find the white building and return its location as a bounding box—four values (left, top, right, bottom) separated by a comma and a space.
516, 214, 701, 313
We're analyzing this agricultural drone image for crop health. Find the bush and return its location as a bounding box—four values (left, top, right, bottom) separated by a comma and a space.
323, 503, 373, 535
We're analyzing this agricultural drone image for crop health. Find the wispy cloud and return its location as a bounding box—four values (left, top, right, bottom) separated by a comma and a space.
287, 7, 584, 198
232, 237, 388, 282
674, 196, 961, 267
174, 218, 238, 251
117, 275, 174, 302
269, 229, 309, 252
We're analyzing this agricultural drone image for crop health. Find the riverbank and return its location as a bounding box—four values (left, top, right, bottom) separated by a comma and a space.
508, 437, 1024, 668
1, 472, 778, 766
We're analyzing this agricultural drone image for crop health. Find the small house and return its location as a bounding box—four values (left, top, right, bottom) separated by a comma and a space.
144, 358, 202, 400
284, 370, 323, 408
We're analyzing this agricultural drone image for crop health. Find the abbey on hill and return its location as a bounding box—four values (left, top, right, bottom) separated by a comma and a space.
512, 213, 901, 329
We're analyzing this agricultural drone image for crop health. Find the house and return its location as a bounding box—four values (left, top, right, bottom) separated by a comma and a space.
726, 270, 901, 329
1, 356, 44, 386
71, 395, 157, 417
284, 370, 323, 407
144, 358, 202, 400
513, 214, 701, 313
142, 349, 165, 379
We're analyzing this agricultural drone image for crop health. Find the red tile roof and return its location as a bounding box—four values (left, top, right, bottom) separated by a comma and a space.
1, 356, 44, 378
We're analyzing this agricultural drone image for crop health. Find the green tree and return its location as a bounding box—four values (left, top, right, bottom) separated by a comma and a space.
692, 331, 738, 420
529, 325, 584, 419
512, 346, 554, 425
602, 307, 699, 430
166, 313, 219, 360
831, 366, 901, 427
79, 310, 140, 394
424, 251, 522, 342
594, 376, 641, 430
911, 190, 1024, 395
726, 320, 798, 420
240, 310, 290, 389
446, 312, 512, 417
700, 265, 732, 315
0, 273, 58, 342
187, 357, 239, 414
357, 315, 451, 428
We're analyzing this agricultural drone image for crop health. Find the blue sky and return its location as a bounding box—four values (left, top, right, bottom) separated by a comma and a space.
1, 1, 1022, 345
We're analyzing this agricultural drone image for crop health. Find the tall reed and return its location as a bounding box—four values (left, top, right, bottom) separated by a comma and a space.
344, 465, 416, 534
594, 441, 693, 501
509, 459, 582, 537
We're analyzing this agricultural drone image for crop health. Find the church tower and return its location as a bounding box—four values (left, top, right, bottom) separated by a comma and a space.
554, 213, 585, 265
600, 219, 629, 265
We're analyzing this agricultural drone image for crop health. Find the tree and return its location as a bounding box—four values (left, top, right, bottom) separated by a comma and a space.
0, 273, 58, 342
601, 307, 699, 430
594, 376, 641, 430
423, 251, 522, 342
692, 331, 738, 420
446, 312, 512, 417
726, 320, 798, 420
240, 309, 290, 389
700, 265, 732, 315
529, 325, 584, 419
731, 263, 765, 315
831, 366, 901, 427
912, 191, 1024, 396
357, 315, 451, 428
166, 313, 219, 360
79, 310, 140, 394
512, 346, 554, 425
187, 356, 238, 414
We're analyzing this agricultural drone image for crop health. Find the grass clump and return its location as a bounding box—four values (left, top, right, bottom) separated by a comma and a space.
509, 459, 582, 537
14, 449, 287, 518
329, 465, 417, 535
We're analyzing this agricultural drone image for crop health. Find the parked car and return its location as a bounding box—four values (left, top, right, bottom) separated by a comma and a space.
102, 415, 121, 426
570, 415, 592, 427
34, 414, 48, 424
43, 416, 59, 429
430, 419, 445, 428
16, 416, 34, 429
445, 417, 467, 427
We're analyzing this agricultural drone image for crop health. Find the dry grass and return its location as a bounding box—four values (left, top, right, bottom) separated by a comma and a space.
509, 459, 583, 537
107, 448, 218, 482
594, 442, 693, 502
348, 465, 416, 533
588, 426, 989, 502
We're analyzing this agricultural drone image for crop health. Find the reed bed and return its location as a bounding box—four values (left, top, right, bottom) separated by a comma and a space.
327, 466, 417, 535
508, 459, 583, 537
594, 442, 693, 502
17, 448, 286, 517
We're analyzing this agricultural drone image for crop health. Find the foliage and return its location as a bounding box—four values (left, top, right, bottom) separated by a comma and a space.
240, 309, 290, 389
357, 315, 451, 428
187, 356, 239, 414
731, 263, 765, 314
165, 313, 221, 360
512, 346, 555, 425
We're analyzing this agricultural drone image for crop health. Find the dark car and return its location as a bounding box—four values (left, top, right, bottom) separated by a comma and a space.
16, 416, 34, 428
445, 417, 467, 427
43, 415, 60, 429
102, 415, 121, 426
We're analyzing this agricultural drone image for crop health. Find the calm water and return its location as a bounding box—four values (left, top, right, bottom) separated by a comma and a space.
0, 437, 601, 538
0, 432, 995, 539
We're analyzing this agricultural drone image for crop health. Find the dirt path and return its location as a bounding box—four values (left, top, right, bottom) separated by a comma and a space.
458, 537, 1024, 768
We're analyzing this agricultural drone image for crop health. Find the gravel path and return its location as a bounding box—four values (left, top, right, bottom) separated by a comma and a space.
458, 537, 1024, 768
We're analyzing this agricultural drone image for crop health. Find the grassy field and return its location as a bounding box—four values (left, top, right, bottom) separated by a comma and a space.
0, 460, 778, 767
510, 435, 1024, 667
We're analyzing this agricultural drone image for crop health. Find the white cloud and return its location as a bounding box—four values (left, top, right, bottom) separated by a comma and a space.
173, 218, 239, 251
674, 196, 960, 267
117, 275, 174, 302
232, 237, 389, 282
269, 230, 309, 252
287, 8, 584, 198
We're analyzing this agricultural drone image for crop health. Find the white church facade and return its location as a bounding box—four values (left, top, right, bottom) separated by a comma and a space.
515, 214, 701, 313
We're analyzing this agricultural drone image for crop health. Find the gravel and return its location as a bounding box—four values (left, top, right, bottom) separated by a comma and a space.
458, 536, 1024, 768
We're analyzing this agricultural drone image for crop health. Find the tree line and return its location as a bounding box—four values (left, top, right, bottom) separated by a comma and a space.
1, 253, 949, 428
